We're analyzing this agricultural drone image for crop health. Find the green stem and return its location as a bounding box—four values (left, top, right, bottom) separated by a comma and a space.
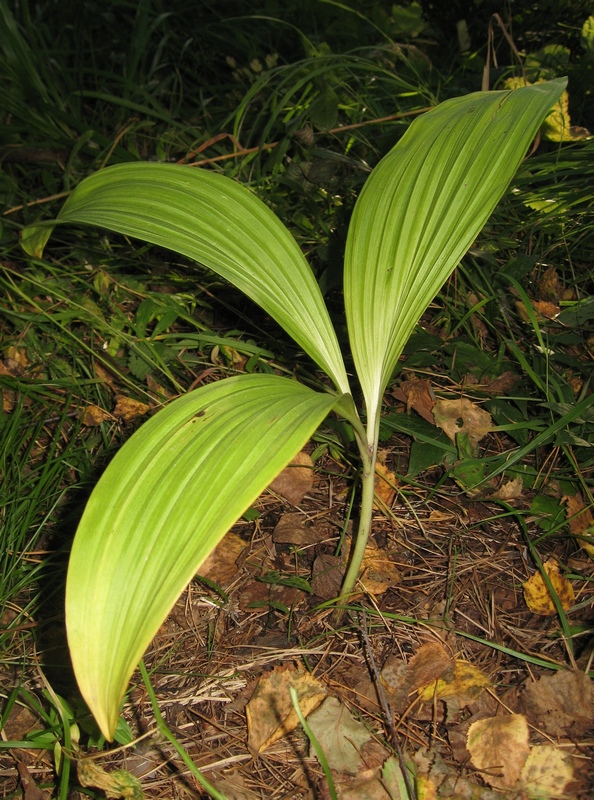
336, 413, 378, 607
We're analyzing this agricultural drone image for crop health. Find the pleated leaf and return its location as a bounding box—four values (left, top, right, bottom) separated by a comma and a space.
344, 78, 567, 428
21, 163, 350, 394
65, 374, 341, 739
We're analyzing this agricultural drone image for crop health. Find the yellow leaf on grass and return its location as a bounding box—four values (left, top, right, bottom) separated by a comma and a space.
563, 493, 594, 556
246, 664, 326, 753
520, 745, 574, 797
467, 714, 530, 791
418, 660, 490, 703
522, 558, 575, 616
374, 458, 398, 510
81, 404, 112, 426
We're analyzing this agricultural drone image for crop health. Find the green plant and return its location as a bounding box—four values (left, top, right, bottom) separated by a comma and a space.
22, 78, 566, 740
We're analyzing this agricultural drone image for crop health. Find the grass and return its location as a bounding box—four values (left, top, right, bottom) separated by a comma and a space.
1, 0, 594, 797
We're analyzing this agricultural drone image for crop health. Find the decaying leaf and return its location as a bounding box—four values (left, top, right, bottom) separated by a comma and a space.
489, 476, 524, 501
391, 379, 435, 424
77, 759, 144, 799
272, 512, 332, 545
306, 696, 373, 775
268, 450, 314, 505
81, 404, 112, 426
521, 669, 593, 736
466, 714, 530, 790
432, 398, 492, 451
563, 493, 594, 556
246, 664, 326, 753
113, 394, 150, 422
522, 558, 575, 615
197, 531, 246, 585
374, 458, 398, 510
359, 539, 401, 595
520, 746, 574, 797
418, 660, 490, 705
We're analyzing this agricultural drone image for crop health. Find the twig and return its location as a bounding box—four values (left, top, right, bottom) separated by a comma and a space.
358, 610, 416, 800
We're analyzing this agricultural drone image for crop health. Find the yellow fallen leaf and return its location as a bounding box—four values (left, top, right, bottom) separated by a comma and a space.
77, 759, 143, 799
520, 745, 574, 797
467, 714, 530, 790
81, 404, 112, 426
418, 660, 490, 703
246, 664, 326, 753
113, 394, 150, 422
563, 493, 594, 556
522, 558, 575, 616
374, 458, 398, 510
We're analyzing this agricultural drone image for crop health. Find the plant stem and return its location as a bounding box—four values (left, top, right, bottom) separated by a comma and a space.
336, 419, 378, 607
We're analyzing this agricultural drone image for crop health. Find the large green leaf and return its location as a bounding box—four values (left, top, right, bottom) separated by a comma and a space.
344, 78, 567, 433
66, 374, 341, 739
22, 163, 350, 394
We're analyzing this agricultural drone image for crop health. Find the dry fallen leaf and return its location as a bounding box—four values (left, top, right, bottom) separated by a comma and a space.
306, 696, 373, 775
268, 450, 314, 505
272, 512, 331, 545
358, 539, 400, 595
522, 558, 575, 616
374, 457, 398, 510
563, 493, 594, 556
197, 531, 246, 585
521, 669, 593, 736
246, 664, 326, 753
391, 378, 435, 424
81, 404, 112, 426
466, 713, 530, 790
520, 745, 574, 797
432, 398, 492, 449
77, 759, 144, 799
418, 660, 490, 706
489, 476, 524, 501
113, 394, 150, 422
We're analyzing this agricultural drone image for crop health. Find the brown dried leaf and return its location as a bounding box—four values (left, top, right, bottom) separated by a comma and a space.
77, 759, 144, 798
16, 761, 49, 800
5, 345, 29, 373
538, 266, 564, 300
81, 404, 112, 426
408, 642, 455, 692
522, 558, 575, 616
268, 450, 314, 505
521, 670, 593, 736
466, 714, 530, 790
479, 371, 520, 395
359, 539, 400, 595
94, 363, 119, 393
432, 398, 492, 446
392, 379, 435, 424
272, 513, 331, 545
246, 664, 326, 753
563, 493, 594, 556
311, 553, 343, 600
113, 394, 150, 422
533, 299, 561, 320
197, 531, 246, 585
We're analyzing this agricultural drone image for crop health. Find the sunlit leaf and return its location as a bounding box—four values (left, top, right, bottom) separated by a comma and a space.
344, 79, 566, 432
65, 374, 341, 739
21, 163, 350, 394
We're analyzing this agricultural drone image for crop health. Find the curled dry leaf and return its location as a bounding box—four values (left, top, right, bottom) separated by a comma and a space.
432, 398, 492, 448
522, 558, 575, 616
77, 759, 144, 799
246, 664, 326, 753
272, 512, 332, 545
391, 378, 435, 423
466, 713, 530, 791
268, 450, 314, 505
489, 476, 524, 501
418, 660, 491, 706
